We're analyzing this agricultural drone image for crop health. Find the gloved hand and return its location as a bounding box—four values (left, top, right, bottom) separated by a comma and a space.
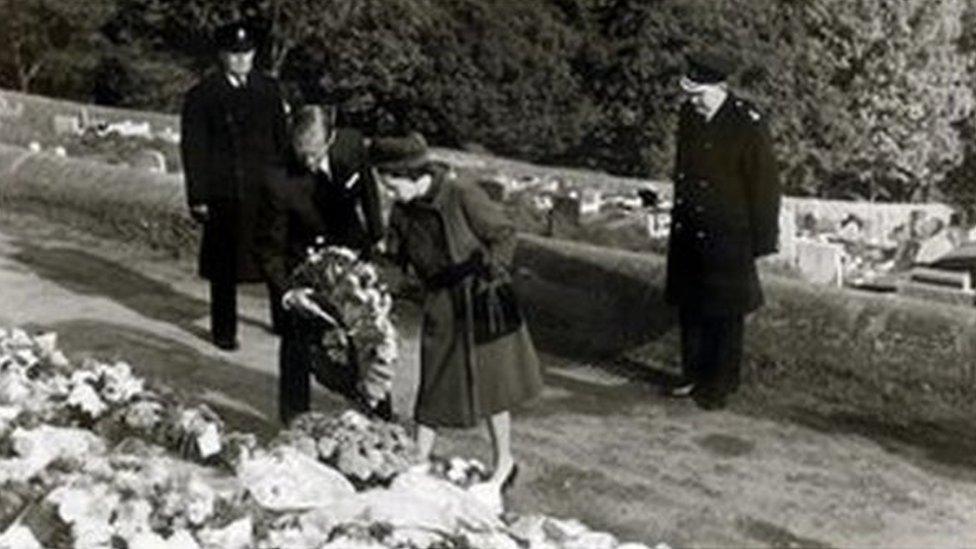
189, 203, 210, 223
282, 288, 340, 326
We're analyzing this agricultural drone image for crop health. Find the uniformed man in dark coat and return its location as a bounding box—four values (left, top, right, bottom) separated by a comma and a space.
664, 52, 782, 409
180, 21, 289, 350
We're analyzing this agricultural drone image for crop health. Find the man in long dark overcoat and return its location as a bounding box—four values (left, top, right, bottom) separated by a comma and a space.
253, 104, 427, 424
180, 21, 289, 350
665, 52, 782, 409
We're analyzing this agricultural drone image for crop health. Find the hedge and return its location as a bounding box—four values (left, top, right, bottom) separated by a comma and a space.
513, 234, 976, 399
3, 143, 975, 401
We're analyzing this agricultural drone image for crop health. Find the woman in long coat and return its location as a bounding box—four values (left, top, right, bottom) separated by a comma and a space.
383, 159, 543, 497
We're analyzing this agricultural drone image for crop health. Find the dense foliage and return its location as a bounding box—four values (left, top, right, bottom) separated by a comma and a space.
1, 0, 975, 208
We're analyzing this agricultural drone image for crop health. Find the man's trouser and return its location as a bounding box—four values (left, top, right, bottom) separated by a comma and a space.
207, 202, 239, 344
679, 307, 745, 401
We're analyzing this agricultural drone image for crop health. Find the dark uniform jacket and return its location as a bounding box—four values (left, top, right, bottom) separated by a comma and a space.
253, 129, 421, 293
180, 71, 289, 282
665, 94, 781, 315
309, 128, 384, 258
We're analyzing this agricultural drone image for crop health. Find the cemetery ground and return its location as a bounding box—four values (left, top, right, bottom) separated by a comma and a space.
0, 209, 974, 548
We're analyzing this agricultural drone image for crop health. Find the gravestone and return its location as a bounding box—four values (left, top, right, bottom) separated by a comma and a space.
52, 114, 82, 136
476, 178, 508, 202
795, 239, 844, 286
645, 209, 671, 239
579, 188, 602, 216
777, 202, 797, 263
0, 95, 23, 118
129, 149, 167, 173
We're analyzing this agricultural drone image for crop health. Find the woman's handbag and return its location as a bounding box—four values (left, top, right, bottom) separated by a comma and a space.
471, 277, 523, 344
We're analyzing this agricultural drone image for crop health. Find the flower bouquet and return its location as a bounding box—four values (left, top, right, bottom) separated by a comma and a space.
288, 245, 398, 418
279, 410, 420, 490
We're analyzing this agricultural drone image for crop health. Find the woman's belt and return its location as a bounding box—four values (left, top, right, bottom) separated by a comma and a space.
424, 251, 487, 290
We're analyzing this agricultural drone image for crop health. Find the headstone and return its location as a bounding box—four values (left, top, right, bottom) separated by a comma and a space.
579, 188, 602, 215
156, 127, 181, 144
0, 95, 23, 118
129, 149, 167, 173
532, 195, 553, 211
550, 194, 581, 226
109, 120, 153, 138
645, 209, 671, 239
915, 232, 955, 264
777, 202, 797, 262
52, 114, 82, 136
795, 239, 844, 286
28, 142, 42, 153
52, 146, 67, 157
477, 178, 508, 202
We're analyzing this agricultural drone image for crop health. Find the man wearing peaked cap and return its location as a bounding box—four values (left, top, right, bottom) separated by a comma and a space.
664, 50, 782, 410
180, 20, 290, 351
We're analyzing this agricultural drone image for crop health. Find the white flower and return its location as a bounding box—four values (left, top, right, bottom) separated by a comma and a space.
184, 478, 216, 526
0, 368, 31, 405
67, 383, 108, 418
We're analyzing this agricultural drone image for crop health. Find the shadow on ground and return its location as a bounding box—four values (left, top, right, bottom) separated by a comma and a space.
26, 319, 346, 441
13, 243, 269, 340
780, 407, 976, 484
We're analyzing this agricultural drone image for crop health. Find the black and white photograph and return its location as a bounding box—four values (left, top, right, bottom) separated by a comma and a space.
0, 0, 974, 547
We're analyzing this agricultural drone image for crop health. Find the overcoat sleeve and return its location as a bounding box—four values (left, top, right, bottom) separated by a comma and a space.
179, 85, 211, 207
253, 183, 291, 292
358, 166, 384, 246
457, 180, 517, 268
743, 118, 782, 257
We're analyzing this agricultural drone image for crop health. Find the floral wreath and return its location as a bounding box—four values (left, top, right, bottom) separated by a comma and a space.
287, 244, 398, 409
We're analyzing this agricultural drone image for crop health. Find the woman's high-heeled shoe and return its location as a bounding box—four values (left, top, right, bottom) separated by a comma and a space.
500, 463, 519, 494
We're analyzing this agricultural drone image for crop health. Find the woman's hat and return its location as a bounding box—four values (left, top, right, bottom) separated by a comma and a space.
371, 132, 431, 172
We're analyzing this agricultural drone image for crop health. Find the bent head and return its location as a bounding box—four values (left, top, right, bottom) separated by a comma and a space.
291, 105, 336, 171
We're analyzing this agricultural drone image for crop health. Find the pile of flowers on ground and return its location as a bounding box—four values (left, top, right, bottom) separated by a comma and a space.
0, 328, 661, 549
274, 411, 419, 489
289, 245, 398, 407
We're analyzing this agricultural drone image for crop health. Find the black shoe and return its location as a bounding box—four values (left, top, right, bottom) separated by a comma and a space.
370, 396, 394, 423
214, 337, 240, 351
693, 393, 727, 411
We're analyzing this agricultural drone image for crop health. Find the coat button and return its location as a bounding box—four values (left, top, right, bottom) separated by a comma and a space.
675, 197, 684, 206
696, 231, 705, 239
698, 180, 708, 188
695, 205, 704, 213
674, 221, 682, 230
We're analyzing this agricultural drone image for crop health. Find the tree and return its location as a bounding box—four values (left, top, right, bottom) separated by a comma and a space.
797, 0, 974, 201
0, 0, 115, 92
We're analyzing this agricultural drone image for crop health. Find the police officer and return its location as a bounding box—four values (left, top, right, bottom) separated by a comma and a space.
180, 21, 289, 350
664, 51, 782, 410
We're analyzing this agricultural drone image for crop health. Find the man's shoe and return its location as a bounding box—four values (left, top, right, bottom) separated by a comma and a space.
693, 393, 727, 411
214, 337, 240, 351
664, 381, 696, 398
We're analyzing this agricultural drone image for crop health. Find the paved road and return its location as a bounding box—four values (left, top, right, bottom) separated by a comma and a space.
1, 215, 974, 548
